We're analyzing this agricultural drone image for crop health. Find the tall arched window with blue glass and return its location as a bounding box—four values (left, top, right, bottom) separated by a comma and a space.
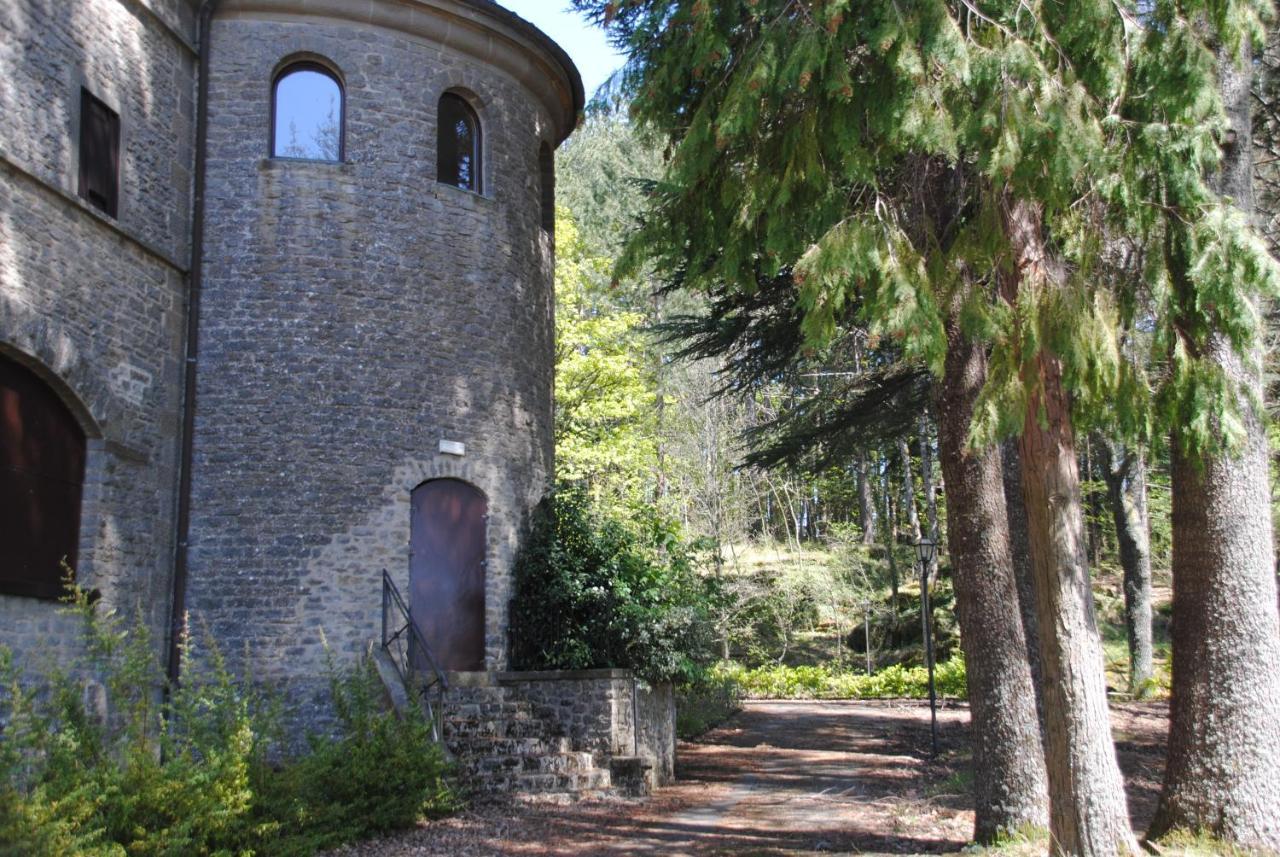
271, 63, 344, 161
438, 93, 481, 192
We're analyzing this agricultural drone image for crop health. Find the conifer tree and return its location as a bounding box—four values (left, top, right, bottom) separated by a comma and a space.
578, 1, 1278, 853
1146, 54, 1280, 850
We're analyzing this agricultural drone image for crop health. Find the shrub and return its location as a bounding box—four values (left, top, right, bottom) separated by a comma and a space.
509, 484, 714, 683
257, 663, 457, 855
0, 586, 457, 857
675, 670, 744, 739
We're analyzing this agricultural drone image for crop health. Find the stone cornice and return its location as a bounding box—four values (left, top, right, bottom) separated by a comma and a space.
216, 0, 584, 143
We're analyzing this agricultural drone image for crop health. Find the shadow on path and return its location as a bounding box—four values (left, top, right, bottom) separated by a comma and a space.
330, 699, 1169, 857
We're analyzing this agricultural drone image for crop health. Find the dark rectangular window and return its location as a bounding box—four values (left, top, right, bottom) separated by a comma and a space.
78, 89, 120, 218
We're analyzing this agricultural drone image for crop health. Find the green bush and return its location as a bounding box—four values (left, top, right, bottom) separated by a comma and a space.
0, 587, 456, 857
714, 655, 967, 701
257, 663, 457, 855
675, 670, 744, 739
509, 484, 714, 683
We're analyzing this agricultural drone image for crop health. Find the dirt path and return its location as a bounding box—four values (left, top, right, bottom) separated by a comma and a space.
328, 699, 1168, 856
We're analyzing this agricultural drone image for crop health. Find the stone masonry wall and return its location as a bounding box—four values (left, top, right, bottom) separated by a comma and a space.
635, 682, 676, 785
185, 5, 560, 717
497, 670, 677, 787
0, 0, 196, 669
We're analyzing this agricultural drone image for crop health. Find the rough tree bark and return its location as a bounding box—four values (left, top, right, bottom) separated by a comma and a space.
936, 311, 1049, 842
1097, 439, 1154, 697
1148, 56, 1280, 850
1001, 197, 1137, 857
1002, 440, 1047, 741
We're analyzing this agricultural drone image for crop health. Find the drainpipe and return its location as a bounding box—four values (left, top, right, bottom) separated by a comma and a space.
167, 0, 222, 687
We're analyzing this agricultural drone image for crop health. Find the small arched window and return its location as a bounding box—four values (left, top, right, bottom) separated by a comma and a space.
0, 355, 87, 599
272, 62, 344, 161
539, 142, 555, 236
438, 93, 482, 192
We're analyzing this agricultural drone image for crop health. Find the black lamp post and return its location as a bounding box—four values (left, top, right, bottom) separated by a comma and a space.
915, 537, 939, 758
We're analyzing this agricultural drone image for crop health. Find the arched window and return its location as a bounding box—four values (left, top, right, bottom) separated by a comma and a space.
438, 93, 482, 192
0, 355, 86, 599
539, 142, 555, 236
272, 62, 344, 161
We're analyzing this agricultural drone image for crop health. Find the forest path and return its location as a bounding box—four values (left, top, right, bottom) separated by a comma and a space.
329, 699, 1168, 856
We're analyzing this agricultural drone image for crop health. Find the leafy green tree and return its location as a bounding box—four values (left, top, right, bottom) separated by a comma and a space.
572, 0, 1278, 851
557, 108, 664, 274
555, 209, 659, 508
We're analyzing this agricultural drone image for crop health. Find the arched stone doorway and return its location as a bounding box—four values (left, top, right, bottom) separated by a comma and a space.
409, 479, 487, 672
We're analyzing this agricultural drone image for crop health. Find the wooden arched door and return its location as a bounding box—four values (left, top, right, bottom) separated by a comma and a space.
0, 355, 86, 599
409, 479, 487, 672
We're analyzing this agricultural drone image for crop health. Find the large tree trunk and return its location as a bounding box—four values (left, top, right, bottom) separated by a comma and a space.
1002, 440, 1047, 742
1148, 56, 1280, 850
1097, 439, 1154, 697
936, 314, 1049, 842
1002, 197, 1137, 857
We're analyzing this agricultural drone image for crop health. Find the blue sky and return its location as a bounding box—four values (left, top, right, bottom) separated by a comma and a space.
499, 1, 626, 99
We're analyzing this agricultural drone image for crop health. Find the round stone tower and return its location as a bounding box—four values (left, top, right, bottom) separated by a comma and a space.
185, 0, 581, 713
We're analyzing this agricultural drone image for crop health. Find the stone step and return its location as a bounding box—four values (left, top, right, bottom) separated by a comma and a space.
469, 768, 613, 795
444, 716, 558, 741
608, 755, 653, 797
447, 735, 574, 757
462, 751, 596, 777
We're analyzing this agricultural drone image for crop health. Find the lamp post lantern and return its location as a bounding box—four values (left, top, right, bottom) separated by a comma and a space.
915, 537, 939, 758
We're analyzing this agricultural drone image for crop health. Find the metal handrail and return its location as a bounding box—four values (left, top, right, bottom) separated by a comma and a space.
381, 570, 449, 741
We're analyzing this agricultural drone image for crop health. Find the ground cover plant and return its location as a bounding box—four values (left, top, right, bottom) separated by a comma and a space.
718, 657, 967, 701
0, 586, 456, 857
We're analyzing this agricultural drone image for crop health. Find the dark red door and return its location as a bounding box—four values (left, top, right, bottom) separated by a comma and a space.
1, 356, 86, 599
410, 479, 487, 672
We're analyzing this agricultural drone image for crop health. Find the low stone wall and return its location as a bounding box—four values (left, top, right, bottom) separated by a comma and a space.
635, 681, 676, 785
492, 669, 676, 787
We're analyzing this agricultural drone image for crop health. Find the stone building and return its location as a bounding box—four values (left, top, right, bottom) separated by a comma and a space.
2, 0, 675, 795
3, 0, 576, 675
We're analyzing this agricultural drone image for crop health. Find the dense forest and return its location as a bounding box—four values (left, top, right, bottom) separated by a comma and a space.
525, 1, 1280, 854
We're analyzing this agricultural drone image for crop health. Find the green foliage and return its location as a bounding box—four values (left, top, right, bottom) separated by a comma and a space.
556, 108, 664, 270
575, 0, 1280, 457
0, 587, 455, 857
245, 664, 457, 856
716, 656, 967, 701
674, 671, 743, 739
555, 208, 659, 509
509, 483, 714, 683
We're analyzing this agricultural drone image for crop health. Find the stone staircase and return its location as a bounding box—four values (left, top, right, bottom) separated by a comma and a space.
372, 573, 656, 803
442, 684, 621, 800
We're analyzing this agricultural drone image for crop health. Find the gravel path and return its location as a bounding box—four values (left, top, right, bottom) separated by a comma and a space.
325, 699, 1168, 856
